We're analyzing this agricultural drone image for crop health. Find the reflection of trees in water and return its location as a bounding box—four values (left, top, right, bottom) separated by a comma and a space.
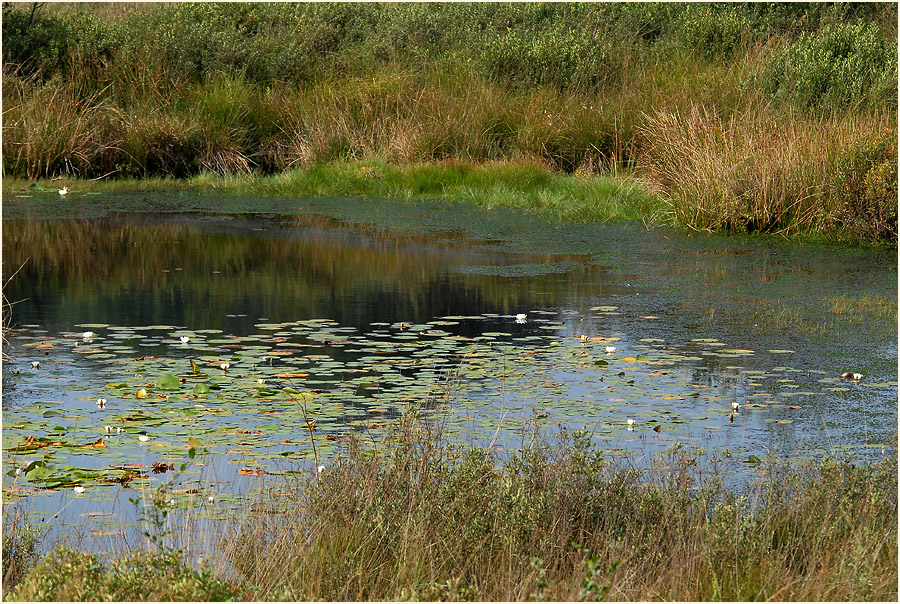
2, 217, 613, 331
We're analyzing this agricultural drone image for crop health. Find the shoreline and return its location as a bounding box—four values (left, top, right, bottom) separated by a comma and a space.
3, 160, 895, 249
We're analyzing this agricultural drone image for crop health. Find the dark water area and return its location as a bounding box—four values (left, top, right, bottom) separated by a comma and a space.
2, 193, 897, 556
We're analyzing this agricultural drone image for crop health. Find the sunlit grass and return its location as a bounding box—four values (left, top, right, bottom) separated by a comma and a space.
257, 160, 666, 224
5, 160, 666, 226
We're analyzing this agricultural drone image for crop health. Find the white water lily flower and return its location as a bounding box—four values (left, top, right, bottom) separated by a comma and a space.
180, 336, 190, 344
515, 313, 527, 323
96, 398, 107, 409
104, 425, 113, 434
208, 496, 215, 504
841, 372, 863, 380
732, 401, 741, 412
220, 362, 230, 371
317, 465, 326, 474
73, 486, 85, 494
58, 186, 69, 196
15, 467, 22, 476
605, 346, 616, 354
31, 361, 40, 369
257, 378, 265, 385
116, 427, 124, 433
138, 434, 150, 442
82, 331, 94, 340
580, 335, 590, 343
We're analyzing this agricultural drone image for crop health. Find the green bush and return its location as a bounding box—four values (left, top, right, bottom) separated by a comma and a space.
762, 20, 898, 112
7, 547, 239, 601
674, 4, 751, 60
2, 4, 74, 77
830, 129, 898, 241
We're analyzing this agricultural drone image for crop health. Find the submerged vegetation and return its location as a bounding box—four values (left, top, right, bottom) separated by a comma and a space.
5, 416, 897, 601
2, 2, 897, 240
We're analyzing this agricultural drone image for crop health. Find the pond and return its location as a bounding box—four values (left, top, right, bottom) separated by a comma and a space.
2, 192, 897, 555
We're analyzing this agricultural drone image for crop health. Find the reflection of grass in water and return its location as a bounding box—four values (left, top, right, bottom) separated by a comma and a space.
7, 416, 896, 601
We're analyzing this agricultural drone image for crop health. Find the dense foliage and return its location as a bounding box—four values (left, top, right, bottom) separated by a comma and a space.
2, 2, 897, 240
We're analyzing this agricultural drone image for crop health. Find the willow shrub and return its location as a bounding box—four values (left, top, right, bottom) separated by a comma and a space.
761, 20, 898, 113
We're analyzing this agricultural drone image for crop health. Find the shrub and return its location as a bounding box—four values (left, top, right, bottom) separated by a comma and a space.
761, 20, 898, 112
7, 547, 239, 601
829, 128, 898, 241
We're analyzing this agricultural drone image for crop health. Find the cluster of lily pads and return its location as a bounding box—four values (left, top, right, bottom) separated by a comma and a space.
3, 306, 883, 509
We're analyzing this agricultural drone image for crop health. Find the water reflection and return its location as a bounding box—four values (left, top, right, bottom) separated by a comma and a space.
3, 214, 629, 334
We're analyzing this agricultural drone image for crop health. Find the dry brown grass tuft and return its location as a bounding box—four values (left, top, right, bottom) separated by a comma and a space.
638, 104, 895, 238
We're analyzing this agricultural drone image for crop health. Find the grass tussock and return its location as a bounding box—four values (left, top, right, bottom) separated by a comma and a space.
639, 105, 897, 239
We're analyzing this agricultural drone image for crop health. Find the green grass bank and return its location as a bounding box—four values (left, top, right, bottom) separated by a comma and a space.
2, 2, 897, 241
4, 416, 897, 601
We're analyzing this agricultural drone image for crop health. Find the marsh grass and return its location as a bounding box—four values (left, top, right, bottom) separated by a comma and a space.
4, 412, 896, 601
1, 509, 42, 598
218, 414, 897, 602
828, 293, 898, 320
257, 160, 663, 224
2, 3, 896, 240
638, 105, 897, 238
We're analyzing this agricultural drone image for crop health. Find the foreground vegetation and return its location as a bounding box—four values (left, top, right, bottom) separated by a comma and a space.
2, 2, 897, 241
5, 414, 897, 601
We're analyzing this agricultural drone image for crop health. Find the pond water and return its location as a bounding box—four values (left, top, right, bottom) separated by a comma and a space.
2, 193, 897, 555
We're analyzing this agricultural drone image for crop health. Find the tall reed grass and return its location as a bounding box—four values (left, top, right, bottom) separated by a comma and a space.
638, 106, 897, 239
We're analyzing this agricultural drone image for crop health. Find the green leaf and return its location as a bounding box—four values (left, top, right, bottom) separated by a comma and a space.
192, 383, 210, 396
156, 374, 181, 390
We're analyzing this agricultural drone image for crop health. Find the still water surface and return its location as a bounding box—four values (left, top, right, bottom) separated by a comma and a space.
2, 195, 897, 554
